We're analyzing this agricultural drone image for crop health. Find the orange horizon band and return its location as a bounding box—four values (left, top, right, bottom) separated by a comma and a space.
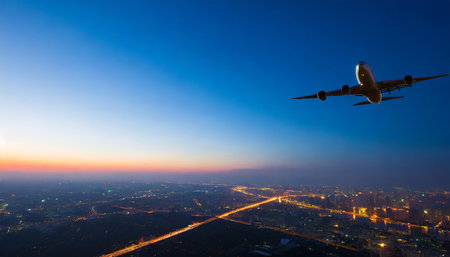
0, 159, 259, 173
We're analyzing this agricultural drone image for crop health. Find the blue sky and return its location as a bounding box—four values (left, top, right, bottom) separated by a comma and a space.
0, 1, 449, 185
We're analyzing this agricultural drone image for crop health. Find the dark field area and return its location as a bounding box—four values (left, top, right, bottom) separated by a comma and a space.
0, 213, 193, 257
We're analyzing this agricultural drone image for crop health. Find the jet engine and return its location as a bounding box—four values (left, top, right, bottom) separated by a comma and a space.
341, 85, 351, 95
404, 75, 413, 86
317, 91, 327, 101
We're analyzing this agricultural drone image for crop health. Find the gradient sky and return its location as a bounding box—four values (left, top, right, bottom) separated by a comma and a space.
0, 1, 449, 184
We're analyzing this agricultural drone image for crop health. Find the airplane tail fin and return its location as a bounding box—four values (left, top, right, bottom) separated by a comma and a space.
353, 96, 404, 106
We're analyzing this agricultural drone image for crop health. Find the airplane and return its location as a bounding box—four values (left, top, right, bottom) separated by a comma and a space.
293, 61, 449, 106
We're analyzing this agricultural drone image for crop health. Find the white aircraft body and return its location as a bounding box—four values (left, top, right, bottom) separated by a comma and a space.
293, 61, 449, 106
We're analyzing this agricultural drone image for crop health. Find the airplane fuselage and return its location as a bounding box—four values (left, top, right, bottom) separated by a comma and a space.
355, 62, 382, 104
293, 61, 449, 105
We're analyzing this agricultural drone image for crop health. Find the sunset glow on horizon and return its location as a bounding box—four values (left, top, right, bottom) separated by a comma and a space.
0, 154, 269, 173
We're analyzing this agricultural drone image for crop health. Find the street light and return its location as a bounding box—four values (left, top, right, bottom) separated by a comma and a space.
378, 243, 386, 257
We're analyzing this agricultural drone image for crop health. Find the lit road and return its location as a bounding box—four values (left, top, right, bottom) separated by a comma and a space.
283, 198, 450, 234
101, 217, 218, 257
100, 197, 279, 257
218, 197, 279, 218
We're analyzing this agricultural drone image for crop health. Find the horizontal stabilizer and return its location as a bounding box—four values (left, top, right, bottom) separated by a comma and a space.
353, 96, 404, 106
352, 100, 371, 106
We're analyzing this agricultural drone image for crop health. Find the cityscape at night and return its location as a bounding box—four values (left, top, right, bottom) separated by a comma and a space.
1, 181, 450, 256
1, 1, 449, 256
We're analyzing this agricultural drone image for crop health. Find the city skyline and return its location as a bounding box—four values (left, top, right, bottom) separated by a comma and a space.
1, 181, 449, 256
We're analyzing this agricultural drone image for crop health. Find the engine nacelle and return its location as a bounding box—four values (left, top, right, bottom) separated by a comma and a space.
404, 75, 413, 85
317, 91, 327, 101
341, 85, 351, 95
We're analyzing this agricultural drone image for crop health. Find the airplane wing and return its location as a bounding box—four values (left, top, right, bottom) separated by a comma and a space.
378, 73, 449, 93
292, 84, 364, 100
292, 89, 343, 99
353, 96, 404, 106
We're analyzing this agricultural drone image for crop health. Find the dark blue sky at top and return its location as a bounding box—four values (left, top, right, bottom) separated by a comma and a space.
0, 1, 449, 186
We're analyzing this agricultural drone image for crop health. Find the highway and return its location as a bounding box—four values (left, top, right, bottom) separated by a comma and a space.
100, 197, 279, 257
